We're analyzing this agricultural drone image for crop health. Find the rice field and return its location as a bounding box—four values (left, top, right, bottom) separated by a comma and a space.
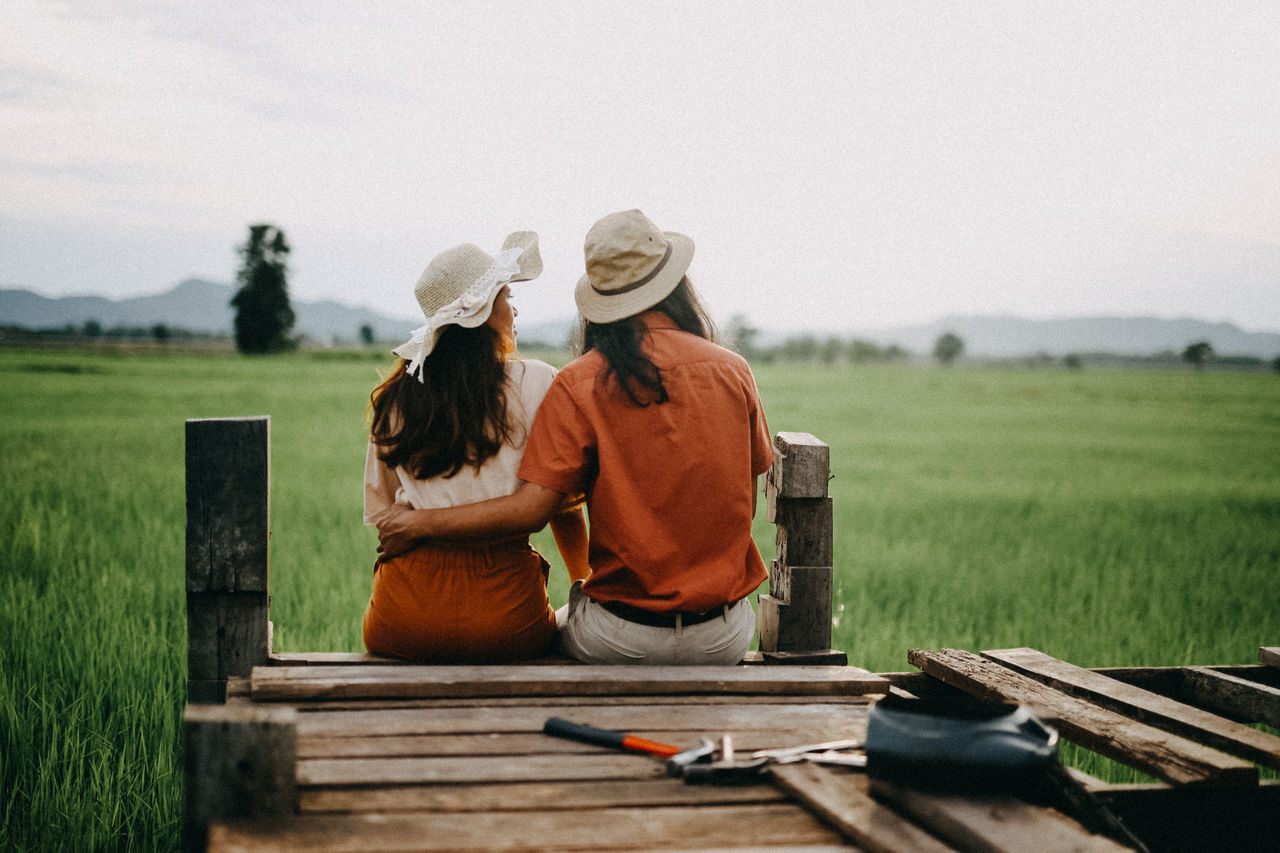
1, 347, 1277, 850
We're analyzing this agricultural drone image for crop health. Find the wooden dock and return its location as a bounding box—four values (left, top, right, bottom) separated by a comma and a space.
181, 419, 1280, 851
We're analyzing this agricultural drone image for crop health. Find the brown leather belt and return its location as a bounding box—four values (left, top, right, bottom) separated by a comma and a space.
600, 598, 736, 628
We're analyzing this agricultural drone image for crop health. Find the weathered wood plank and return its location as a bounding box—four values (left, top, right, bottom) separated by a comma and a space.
908, 648, 1257, 787
297, 729, 837, 759
209, 804, 847, 851
1181, 666, 1280, 729
185, 417, 270, 594
300, 778, 786, 814
299, 753, 668, 786
766, 432, 830, 504
869, 779, 1132, 853
294, 702, 870, 739
774, 500, 834, 567
283, 693, 870, 712
183, 704, 296, 853
269, 652, 411, 666
983, 647, 1280, 770
1259, 647, 1280, 670
251, 664, 887, 702
771, 763, 958, 853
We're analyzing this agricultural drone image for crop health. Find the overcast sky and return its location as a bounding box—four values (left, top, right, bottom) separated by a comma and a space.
4, 1, 1279, 333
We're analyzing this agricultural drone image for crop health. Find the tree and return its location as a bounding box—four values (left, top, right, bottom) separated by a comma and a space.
231, 224, 296, 354
359, 324, 375, 347
933, 331, 964, 366
1182, 341, 1214, 370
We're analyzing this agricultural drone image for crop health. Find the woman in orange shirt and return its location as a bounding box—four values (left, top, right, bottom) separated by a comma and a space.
362, 231, 589, 662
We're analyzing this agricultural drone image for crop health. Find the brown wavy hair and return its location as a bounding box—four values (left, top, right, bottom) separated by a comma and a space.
579, 277, 717, 406
369, 324, 515, 480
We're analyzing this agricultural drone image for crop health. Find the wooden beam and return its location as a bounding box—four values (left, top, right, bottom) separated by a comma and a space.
770, 764, 959, 853
183, 703, 297, 853
249, 664, 887, 702
868, 779, 1132, 853
186, 417, 270, 703
300, 779, 786, 814
209, 804, 845, 852
908, 649, 1257, 787
982, 648, 1280, 771
1180, 667, 1280, 729
1260, 647, 1280, 670
292, 702, 870, 739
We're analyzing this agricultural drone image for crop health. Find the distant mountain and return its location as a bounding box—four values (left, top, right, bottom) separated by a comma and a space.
3, 280, 1278, 357
854, 315, 1280, 359
0, 279, 419, 344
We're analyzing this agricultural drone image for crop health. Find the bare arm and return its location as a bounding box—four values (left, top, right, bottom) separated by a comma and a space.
549, 506, 591, 583
373, 481, 565, 558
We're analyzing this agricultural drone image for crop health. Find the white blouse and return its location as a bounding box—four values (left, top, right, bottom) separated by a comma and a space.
363, 359, 557, 523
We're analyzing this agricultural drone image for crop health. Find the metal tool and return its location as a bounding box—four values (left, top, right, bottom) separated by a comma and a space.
682, 735, 866, 784
542, 717, 682, 758
665, 737, 717, 777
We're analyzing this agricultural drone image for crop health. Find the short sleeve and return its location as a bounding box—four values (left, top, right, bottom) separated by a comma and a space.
363, 440, 399, 524
517, 376, 596, 497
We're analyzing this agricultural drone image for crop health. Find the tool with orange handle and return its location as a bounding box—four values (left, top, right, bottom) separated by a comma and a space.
542, 717, 682, 758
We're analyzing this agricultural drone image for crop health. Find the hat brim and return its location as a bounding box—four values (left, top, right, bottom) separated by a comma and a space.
394, 231, 541, 363
574, 231, 695, 324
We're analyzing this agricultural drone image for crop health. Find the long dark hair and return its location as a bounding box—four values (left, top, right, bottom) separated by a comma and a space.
579, 277, 717, 406
369, 324, 515, 479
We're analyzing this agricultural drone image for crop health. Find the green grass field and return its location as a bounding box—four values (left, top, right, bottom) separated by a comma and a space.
1, 347, 1277, 850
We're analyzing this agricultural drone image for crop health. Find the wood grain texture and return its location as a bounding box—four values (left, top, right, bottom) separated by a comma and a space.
1259, 647, 1280, 670
292, 702, 871, 739
908, 648, 1257, 787
209, 804, 847, 852
771, 764, 958, 853
983, 647, 1280, 770
299, 779, 786, 814
250, 664, 887, 702
1180, 667, 1280, 729
185, 417, 269, 594
869, 779, 1132, 853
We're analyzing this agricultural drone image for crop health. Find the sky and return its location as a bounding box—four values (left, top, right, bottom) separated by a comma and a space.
3, 1, 1279, 333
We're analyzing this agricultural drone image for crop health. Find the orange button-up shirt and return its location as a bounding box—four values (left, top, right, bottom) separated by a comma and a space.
518, 312, 773, 612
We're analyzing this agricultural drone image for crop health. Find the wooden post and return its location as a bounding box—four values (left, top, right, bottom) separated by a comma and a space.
183, 704, 297, 852
757, 432, 847, 665
186, 417, 271, 703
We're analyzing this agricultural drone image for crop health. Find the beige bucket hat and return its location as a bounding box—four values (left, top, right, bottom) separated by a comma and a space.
574, 209, 695, 324
394, 231, 542, 379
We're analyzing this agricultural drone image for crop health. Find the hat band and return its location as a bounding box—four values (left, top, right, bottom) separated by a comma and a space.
591, 243, 672, 297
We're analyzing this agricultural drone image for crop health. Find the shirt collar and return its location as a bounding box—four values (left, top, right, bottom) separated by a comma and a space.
637, 310, 679, 332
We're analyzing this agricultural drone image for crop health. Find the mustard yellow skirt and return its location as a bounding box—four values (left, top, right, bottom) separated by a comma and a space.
362, 539, 555, 663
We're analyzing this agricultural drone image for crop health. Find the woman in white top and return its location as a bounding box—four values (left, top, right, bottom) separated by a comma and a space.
362, 232, 588, 662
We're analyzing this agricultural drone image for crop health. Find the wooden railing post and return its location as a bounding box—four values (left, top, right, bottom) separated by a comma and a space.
182, 704, 297, 852
757, 432, 847, 665
186, 416, 271, 703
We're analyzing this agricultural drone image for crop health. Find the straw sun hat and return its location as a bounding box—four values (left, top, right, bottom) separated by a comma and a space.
394, 231, 542, 379
574, 209, 695, 324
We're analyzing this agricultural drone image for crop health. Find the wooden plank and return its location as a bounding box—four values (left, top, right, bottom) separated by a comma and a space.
299, 753, 668, 786
983, 647, 1280, 771
298, 729, 838, 759
869, 779, 1132, 853
183, 704, 296, 853
210, 804, 847, 851
908, 648, 1257, 787
300, 778, 786, 813
269, 652, 411, 666
1181, 666, 1280, 728
771, 764, 958, 853
766, 432, 830, 505
185, 417, 269, 593
1260, 647, 1280, 670
283, 693, 871, 712
294, 702, 870, 739
774, 500, 834, 567
251, 663, 888, 701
